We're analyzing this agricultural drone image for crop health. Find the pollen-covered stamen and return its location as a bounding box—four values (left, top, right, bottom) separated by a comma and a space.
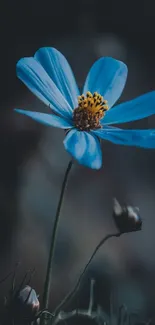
73, 91, 109, 131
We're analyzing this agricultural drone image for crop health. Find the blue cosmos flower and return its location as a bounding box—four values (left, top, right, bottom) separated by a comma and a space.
15, 47, 155, 169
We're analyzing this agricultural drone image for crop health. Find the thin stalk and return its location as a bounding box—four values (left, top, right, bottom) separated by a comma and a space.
54, 232, 121, 316
42, 160, 73, 314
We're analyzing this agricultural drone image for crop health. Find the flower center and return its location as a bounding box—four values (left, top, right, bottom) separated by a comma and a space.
73, 91, 109, 131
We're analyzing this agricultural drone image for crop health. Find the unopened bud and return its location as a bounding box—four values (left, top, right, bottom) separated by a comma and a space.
16, 285, 40, 318
113, 198, 142, 234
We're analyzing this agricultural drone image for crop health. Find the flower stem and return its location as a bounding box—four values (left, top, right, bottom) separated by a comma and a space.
42, 160, 73, 315
53, 231, 121, 316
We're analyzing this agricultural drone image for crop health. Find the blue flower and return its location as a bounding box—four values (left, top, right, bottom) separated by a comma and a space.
15, 47, 155, 169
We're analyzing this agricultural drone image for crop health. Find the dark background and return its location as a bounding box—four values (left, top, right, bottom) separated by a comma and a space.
0, 0, 155, 323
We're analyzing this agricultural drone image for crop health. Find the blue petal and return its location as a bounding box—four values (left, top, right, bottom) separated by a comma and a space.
16, 57, 73, 119
14, 109, 73, 129
83, 57, 128, 108
63, 129, 102, 169
93, 127, 155, 148
34, 47, 80, 109
103, 91, 155, 125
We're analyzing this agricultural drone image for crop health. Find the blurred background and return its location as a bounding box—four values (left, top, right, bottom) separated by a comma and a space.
0, 0, 155, 323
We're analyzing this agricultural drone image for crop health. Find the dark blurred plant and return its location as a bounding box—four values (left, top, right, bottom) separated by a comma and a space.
0, 169, 146, 325
0, 268, 40, 325
47, 279, 153, 325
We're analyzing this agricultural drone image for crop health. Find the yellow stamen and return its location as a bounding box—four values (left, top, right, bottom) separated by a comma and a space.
73, 91, 109, 131
103, 104, 109, 111
77, 91, 109, 115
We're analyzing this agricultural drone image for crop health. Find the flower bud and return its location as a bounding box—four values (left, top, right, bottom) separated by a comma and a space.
16, 285, 40, 319
113, 198, 142, 234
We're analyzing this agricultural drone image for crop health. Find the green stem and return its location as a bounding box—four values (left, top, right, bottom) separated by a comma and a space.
53, 232, 121, 316
42, 160, 73, 313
